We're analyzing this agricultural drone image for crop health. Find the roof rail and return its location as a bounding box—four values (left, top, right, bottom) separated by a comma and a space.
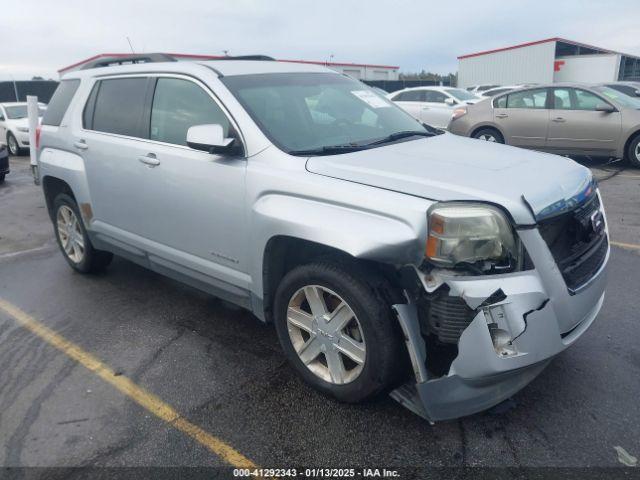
80, 53, 177, 70
215, 55, 275, 61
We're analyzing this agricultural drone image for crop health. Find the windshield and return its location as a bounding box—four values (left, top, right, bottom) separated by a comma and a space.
594, 86, 640, 109
445, 88, 478, 101
4, 105, 46, 119
222, 73, 428, 155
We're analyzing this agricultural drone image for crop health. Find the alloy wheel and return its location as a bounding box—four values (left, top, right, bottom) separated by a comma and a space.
286, 285, 366, 385
635, 142, 640, 161
56, 205, 85, 263
478, 134, 496, 142
8, 135, 18, 155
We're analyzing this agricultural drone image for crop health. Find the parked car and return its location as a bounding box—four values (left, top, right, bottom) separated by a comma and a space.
0, 144, 8, 183
466, 84, 500, 93
0, 102, 46, 156
601, 81, 640, 98
449, 83, 640, 167
388, 87, 481, 129
38, 59, 608, 422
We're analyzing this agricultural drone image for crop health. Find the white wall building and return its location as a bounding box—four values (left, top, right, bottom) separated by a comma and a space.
457, 37, 640, 88
58, 53, 399, 81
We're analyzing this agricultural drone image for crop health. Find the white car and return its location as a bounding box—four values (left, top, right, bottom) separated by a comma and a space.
0, 102, 46, 156
387, 87, 481, 129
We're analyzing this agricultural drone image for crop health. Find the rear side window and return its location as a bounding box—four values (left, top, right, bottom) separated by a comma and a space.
397, 90, 423, 101
42, 79, 80, 126
91, 78, 149, 137
506, 88, 548, 109
150, 78, 230, 146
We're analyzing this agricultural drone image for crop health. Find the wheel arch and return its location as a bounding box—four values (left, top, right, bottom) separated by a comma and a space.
470, 124, 505, 141
261, 235, 404, 324
42, 176, 76, 220
623, 128, 640, 160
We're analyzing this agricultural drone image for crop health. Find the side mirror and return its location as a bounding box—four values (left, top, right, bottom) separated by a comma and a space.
0, 115, 4, 121
186, 124, 238, 154
444, 98, 456, 106
595, 103, 616, 113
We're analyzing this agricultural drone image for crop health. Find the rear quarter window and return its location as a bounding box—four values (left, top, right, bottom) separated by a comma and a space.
41, 79, 80, 126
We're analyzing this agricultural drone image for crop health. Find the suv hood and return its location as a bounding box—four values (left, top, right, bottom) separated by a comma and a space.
305, 133, 593, 225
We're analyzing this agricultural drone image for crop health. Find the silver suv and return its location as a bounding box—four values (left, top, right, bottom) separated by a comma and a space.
37, 58, 609, 422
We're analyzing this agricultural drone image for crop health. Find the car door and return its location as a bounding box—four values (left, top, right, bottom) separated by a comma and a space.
547, 87, 622, 155
418, 90, 455, 129
492, 88, 550, 149
79, 75, 249, 293
391, 90, 424, 120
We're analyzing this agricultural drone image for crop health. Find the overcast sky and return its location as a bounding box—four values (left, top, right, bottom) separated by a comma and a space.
1, 0, 639, 79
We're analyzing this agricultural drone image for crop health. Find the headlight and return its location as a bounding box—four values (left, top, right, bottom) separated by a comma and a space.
17, 127, 29, 133
426, 203, 516, 268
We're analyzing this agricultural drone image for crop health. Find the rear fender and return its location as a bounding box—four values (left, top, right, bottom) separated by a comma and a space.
40, 148, 92, 222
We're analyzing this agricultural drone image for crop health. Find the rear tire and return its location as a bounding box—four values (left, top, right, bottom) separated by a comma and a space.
7, 132, 21, 156
626, 134, 640, 168
472, 127, 504, 144
0, 174, 4, 183
273, 261, 404, 403
52, 193, 113, 273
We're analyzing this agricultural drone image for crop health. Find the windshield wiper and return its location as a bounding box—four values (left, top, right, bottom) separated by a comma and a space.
364, 129, 437, 147
289, 144, 371, 156
289, 128, 440, 156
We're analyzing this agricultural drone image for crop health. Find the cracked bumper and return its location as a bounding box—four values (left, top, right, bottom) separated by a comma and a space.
393, 227, 609, 422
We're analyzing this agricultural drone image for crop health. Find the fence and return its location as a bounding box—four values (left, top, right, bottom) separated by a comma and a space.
0, 80, 59, 103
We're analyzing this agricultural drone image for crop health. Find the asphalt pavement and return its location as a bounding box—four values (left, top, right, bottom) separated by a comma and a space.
0, 155, 639, 474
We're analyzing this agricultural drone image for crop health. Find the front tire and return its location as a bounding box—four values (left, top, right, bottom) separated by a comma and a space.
7, 132, 21, 156
472, 127, 504, 144
0, 174, 4, 183
52, 193, 113, 273
626, 134, 640, 168
273, 262, 403, 403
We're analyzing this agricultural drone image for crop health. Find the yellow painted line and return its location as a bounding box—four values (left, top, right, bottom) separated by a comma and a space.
0, 299, 257, 469
611, 241, 640, 251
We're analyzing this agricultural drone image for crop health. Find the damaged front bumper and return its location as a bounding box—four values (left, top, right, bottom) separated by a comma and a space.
391, 226, 609, 422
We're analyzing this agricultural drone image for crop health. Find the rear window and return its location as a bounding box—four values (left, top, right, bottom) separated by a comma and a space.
42, 79, 80, 126
91, 78, 149, 137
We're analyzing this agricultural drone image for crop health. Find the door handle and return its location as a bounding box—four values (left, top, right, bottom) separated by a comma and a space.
138, 154, 160, 167
496, 113, 508, 119
73, 140, 88, 150
552, 117, 566, 123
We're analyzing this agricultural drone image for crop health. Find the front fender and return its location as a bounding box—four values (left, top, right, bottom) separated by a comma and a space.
250, 192, 426, 299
